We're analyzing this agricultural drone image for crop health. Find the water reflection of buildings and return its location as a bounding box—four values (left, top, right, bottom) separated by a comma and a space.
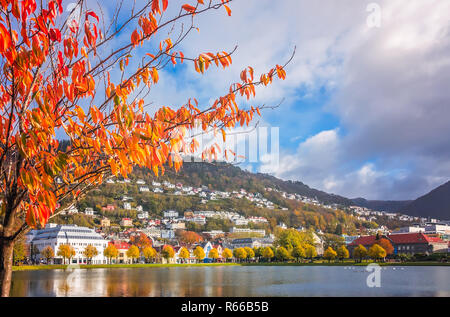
52, 269, 108, 296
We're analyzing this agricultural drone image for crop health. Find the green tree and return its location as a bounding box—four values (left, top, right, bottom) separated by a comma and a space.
103, 244, 119, 264
82, 245, 98, 264
292, 245, 305, 262
276, 246, 290, 262
126, 245, 140, 264
193, 246, 206, 263
41, 246, 55, 264
222, 248, 233, 262
323, 246, 337, 263
353, 244, 367, 263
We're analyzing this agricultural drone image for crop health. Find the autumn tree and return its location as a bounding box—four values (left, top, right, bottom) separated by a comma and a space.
368, 244, 386, 262
292, 245, 305, 262
178, 247, 190, 263
233, 247, 247, 262
243, 247, 254, 262
142, 246, 157, 263
304, 244, 317, 261
12, 237, 28, 265
57, 244, 75, 265
276, 246, 290, 262
337, 245, 349, 262
193, 246, 205, 263
253, 247, 263, 262
377, 238, 394, 256
353, 244, 367, 263
82, 245, 98, 264
261, 246, 274, 262
323, 247, 337, 263
222, 248, 232, 262
126, 245, 140, 264
0, 0, 291, 295
177, 230, 203, 245
41, 246, 54, 264
161, 245, 175, 263
103, 244, 119, 264
276, 229, 313, 250
129, 233, 152, 252
208, 248, 219, 262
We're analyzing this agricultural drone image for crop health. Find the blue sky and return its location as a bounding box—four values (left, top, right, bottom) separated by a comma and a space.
80, 0, 450, 201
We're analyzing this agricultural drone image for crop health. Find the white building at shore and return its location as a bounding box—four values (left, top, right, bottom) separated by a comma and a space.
27, 224, 109, 264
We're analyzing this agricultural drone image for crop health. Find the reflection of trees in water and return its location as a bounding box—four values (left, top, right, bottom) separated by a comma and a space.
43, 277, 53, 295
10, 275, 29, 296
13, 266, 255, 297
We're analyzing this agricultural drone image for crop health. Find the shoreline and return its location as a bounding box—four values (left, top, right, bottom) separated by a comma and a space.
12, 261, 450, 271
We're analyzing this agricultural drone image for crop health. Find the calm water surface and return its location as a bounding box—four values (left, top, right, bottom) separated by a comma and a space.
10, 266, 450, 297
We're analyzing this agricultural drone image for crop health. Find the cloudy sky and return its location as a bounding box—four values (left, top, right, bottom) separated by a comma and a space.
94, 0, 450, 201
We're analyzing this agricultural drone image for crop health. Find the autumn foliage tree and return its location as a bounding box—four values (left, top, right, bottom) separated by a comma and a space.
0, 0, 291, 296
353, 244, 367, 263
177, 230, 203, 245
337, 245, 349, 262
193, 246, 205, 263
129, 233, 152, 252
142, 246, 157, 263
82, 245, 98, 264
126, 245, 140, 264
261, 246, 274, 262
57, 244, 75, 265
222, 248, 232, 262
208, 248, 219, 262
178, 247, 190, 263
161, 245, 175, 262
323, 246, 337, 263
368, 244, 386, 262
41, 245, 54, 264
103, 244, 118, 264
377, 238, 394, 256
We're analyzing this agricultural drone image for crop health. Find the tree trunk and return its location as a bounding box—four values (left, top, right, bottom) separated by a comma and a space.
0, 239, 15, 297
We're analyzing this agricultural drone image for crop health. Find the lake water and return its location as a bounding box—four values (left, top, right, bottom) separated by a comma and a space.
9, 265, 450, 297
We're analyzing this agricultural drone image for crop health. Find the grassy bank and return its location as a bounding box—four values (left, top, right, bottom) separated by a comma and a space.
12, 261, 450, 271
12, 265, 68, 271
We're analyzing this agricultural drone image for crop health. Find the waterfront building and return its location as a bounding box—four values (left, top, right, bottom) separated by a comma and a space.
349, 233, 448, 255
27, 224, 109, 264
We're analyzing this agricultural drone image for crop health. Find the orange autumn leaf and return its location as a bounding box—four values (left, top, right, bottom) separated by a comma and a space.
182, 4, 196, 13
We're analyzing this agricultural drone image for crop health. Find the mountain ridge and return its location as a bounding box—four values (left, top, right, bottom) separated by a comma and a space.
399, 181, 450, 220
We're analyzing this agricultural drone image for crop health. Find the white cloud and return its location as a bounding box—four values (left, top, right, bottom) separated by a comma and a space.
104, 0, 450, 200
